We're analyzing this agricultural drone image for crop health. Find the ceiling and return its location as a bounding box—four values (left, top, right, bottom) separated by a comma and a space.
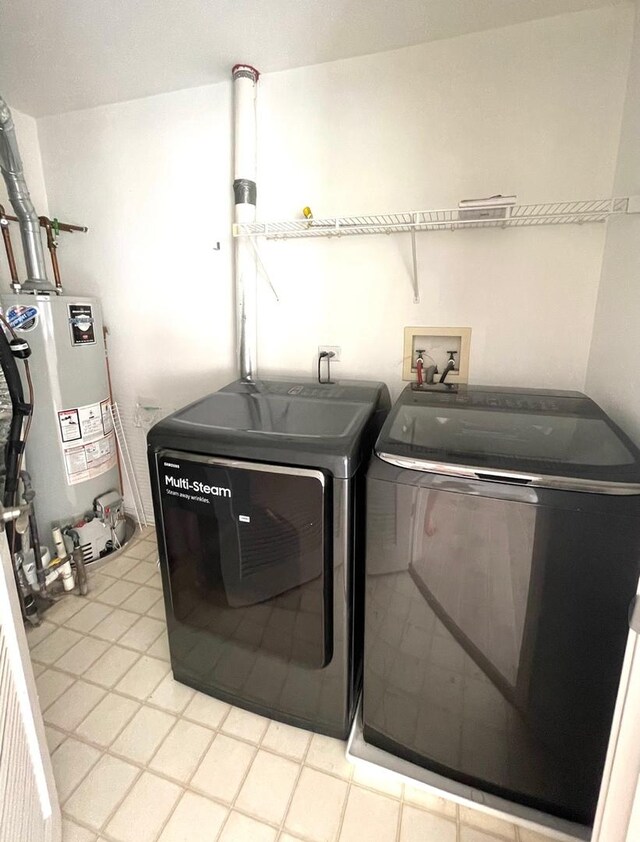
0, 0, 627, 117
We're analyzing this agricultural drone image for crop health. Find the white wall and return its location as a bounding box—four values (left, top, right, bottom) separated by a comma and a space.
256, 5, 632, 391
38, 84, 235, 409
34, 6, 633, 512
0, 106, 49, 283
586, 1, 640, 446
37, 6, 633, 408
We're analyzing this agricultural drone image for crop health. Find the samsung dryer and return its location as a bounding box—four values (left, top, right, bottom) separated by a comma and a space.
148, 378, 389, 738
363, 384, 640, 828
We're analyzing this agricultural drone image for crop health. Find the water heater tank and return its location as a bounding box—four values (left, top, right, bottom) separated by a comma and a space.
0, 293, 120, 552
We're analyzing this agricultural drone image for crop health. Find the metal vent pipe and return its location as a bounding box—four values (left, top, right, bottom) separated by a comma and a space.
232, 65, 259, 381
0, 96, 51, 292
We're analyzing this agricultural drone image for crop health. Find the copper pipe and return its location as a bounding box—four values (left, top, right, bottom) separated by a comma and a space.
2, 212, 87, 234
38, 216, 62, 290
1, 212, 86, 291
0, 204, 19, 286
103, 325, 124, 496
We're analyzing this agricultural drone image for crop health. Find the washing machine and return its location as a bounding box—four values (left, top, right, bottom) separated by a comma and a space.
148, 377, 389, 738
363, 384, 640, 828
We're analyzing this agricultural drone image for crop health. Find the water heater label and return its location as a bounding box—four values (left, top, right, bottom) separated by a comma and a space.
58, 398, 117, 485
58, 408, 81, 443
68, 304, 96, 346
101, 399, 114, 435
5, 304, 39, 332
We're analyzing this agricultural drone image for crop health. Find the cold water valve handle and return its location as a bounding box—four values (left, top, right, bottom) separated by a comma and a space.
415, 349, 425, 387
439, 350, 458, 384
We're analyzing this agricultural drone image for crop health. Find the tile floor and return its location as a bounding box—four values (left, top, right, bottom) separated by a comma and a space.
27, 529, 557, 842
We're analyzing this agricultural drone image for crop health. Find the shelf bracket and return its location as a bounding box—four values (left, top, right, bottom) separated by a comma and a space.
248, 236, 280, 302
410, 224, 420, 304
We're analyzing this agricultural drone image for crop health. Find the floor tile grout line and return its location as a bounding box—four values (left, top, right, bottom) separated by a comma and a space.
275, 728, 313, 839
48, 668, 115, 740
57, 671, 168, 842
36, 567, 145, 623
39, 654, 144, 714
57, 718, 462, 842
49, 634, 131, 681
43, 677, 153, 739
41, 592, 160, 632
61, 811, 106, 841
79, 687, 146, 746
52, 733, 103, 817
101, 752, 184, 842
148, 707, 216, 785
94, 761, 146, 840
394, 784, 403, 842
38, 548, 534, 842
45, 645, 448, 810
181, 701, 227, 779
52, 694, 527, 842
211, 712, 268, 842
42, 666, 489, 839
62, 705, 262, 825
58, 734, 226, 813
234, 716, 303, 831
41, 660, 320, 760
38, 648, 168, 702
334, 778, 354, 841
43, 676, 108, 733
36, 669, 79, 713
30, 600, 167, 659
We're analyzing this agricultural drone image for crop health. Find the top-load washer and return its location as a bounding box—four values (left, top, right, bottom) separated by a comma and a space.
148, 377, 389, 738
363, 384, 640, 829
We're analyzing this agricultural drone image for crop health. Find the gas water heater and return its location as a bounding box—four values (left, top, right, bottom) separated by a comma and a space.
0, 294, 121, 554
0, 94, 122, 559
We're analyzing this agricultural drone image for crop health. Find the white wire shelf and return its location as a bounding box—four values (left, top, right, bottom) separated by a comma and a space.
234, 196, 639, 304
234, 197, 635, 239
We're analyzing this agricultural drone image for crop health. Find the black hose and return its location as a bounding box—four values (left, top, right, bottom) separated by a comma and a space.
0, 319, 33, 620
0, 325, 29, 507
20, 470, 45, 590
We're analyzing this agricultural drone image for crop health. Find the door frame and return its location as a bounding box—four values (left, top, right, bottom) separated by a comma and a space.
593, 584, 640, 841
0, 525, 61, 842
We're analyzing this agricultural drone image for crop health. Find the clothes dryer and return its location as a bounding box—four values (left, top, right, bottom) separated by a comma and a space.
149, 378, 389, 738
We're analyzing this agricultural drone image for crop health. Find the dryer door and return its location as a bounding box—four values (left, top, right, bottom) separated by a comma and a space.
156, 451, 330, 669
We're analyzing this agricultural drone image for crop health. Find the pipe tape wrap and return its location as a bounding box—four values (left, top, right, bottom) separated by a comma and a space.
232, 66, 260, 82
234, 179, 257, 206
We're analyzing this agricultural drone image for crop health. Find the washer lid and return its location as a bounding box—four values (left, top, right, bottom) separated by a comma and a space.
148, 378, 390, 479
376, 385, 640, 492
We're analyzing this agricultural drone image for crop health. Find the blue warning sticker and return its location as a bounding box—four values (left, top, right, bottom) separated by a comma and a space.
6, 304, 39, 332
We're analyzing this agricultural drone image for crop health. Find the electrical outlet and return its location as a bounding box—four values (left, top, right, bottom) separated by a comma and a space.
318, 345, 341, 362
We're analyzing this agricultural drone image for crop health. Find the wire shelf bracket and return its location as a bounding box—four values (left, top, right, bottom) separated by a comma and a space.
233, 196, 639, 304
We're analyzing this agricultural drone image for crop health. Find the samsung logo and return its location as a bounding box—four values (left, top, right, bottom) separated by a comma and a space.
164, 462, 180, 468
165, 475, 231, 497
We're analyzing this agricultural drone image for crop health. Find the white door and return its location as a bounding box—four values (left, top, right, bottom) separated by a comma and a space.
0, 526, 61, 842
593, 593, 640, 841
